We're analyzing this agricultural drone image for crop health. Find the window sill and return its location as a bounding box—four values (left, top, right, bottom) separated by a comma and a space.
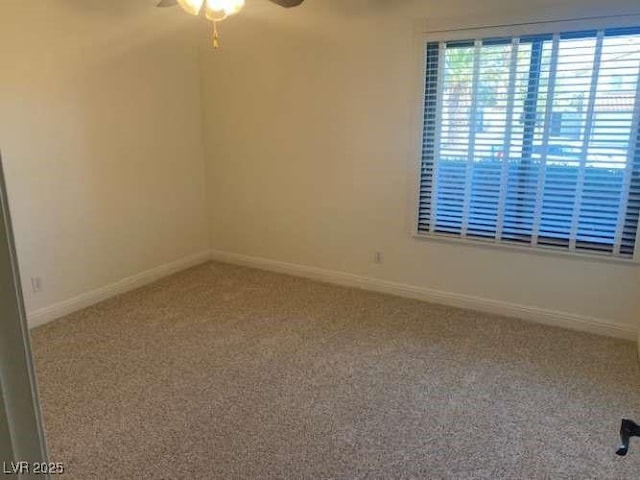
412, 231, 639, 266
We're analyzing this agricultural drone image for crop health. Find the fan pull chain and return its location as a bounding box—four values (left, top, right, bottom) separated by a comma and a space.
212, 20, 220, 48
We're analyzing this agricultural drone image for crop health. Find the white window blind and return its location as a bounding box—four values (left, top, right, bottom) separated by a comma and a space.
418, 27, 640, 258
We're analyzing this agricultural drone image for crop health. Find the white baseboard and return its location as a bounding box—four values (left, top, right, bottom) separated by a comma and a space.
210, 249, 637, 341
28, 247, 636, 341
27, 251, 212, 329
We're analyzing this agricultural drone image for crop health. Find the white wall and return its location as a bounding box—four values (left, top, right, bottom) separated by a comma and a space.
200, 0, 640, 335
0, 0, 209, 318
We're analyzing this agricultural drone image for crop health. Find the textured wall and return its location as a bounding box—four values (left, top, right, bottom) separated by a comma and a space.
0, 0, 209, 318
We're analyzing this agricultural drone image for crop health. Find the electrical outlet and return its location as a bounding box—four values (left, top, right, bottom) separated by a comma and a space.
374, 251, 383, 264
31, 276, 43, 294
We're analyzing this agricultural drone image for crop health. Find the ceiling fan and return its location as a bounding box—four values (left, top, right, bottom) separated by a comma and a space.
157, 0, 305, 47
156, 0, 304, 9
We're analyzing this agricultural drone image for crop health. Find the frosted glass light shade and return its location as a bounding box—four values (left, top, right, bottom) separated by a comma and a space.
205, 0, 245, 20
177, 0, 205, 15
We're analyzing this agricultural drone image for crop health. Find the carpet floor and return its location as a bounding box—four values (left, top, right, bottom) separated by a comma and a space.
31, 262, 640, 479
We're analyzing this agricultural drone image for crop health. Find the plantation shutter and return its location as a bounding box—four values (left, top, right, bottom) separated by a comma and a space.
418, 27, 640, 258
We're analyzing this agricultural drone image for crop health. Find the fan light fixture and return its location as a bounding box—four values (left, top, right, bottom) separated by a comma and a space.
177, 0, 245, 47
160, 0, 303, 47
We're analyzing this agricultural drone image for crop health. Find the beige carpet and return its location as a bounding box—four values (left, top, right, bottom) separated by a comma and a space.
31, 262, 640, 479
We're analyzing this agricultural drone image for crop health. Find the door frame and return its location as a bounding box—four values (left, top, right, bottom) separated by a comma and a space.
0, 152, 49, 477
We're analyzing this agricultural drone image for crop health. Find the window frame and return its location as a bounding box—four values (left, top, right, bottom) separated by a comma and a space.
408, 14, 640, 264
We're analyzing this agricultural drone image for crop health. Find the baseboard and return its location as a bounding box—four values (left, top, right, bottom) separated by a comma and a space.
28, 247, 636, 341
27, 250, 212, 329
210, 249, 637, 341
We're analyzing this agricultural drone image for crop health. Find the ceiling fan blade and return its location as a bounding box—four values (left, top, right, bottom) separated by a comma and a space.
267, 0, 304, 7
157, 0, 178, 7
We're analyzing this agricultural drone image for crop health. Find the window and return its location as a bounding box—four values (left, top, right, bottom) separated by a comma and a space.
418, 26, 640, 258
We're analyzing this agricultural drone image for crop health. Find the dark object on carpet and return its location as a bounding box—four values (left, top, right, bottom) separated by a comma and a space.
617, 419, 640, 456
